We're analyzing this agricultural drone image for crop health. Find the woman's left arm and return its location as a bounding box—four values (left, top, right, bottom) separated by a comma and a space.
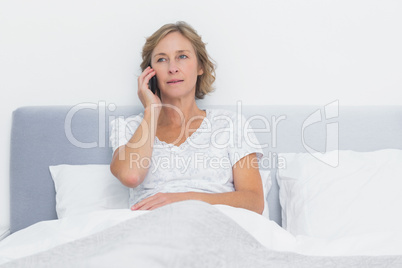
131, 153, 265, 214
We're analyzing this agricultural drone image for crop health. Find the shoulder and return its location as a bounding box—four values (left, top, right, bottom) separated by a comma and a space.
206, 108, 241, 122
206, 108, 248, 130
110, 113, 144, 129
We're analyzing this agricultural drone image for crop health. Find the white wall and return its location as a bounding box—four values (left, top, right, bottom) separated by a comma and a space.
1, 0, 401, 230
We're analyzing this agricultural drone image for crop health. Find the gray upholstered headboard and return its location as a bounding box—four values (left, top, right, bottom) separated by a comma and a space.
10, 104, 402, 234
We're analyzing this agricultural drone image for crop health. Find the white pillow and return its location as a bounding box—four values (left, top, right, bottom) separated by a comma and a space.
49, 164, 129, 218
277, 149, 402, 239
260, 168, 271, 218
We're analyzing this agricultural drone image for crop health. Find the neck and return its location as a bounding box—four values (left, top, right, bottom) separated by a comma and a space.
158, 98, 204, 126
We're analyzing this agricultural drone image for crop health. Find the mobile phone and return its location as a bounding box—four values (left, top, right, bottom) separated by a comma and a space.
148, 66, 157, 94
149, 75, 157, 94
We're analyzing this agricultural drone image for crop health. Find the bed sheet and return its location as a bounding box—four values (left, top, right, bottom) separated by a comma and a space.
0, 201, 401, 267
0, 203, 294, 265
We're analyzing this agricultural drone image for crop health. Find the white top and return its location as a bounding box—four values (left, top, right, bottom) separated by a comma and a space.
109, 109, 264, 207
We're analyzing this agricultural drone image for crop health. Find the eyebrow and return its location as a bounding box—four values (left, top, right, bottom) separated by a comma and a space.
153, 50, 192, 58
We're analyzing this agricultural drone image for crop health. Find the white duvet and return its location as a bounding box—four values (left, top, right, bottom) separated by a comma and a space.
0, 203, 402, 266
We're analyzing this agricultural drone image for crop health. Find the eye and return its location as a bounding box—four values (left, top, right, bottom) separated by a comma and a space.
178, 55, 188, 59
157, 58, 166, 62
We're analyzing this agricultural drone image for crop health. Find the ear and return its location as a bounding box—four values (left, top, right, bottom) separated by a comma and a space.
197, 66, 204, 76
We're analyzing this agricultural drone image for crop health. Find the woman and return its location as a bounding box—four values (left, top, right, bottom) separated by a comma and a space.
110, 21, 264, 214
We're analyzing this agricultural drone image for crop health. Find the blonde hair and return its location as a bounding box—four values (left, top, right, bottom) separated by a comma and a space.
140, 21, 216, 99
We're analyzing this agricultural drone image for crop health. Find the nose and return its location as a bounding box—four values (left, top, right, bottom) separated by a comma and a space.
168, 62, 179, 74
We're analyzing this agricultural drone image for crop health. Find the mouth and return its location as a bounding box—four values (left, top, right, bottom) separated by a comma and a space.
167, 79, 184, 84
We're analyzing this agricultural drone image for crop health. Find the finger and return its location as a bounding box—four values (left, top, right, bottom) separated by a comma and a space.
131, 196, 151, 210
144, 71, 156, 90
145, 194, 175, 210
139, 66, 152, 79
131, 197, 152, 210
138, 73, 156, 99
147, 202, 166, 210
138, 199, 163, 210
137, 67, 148, 83
132, 195, 161, 210
138, 67, 155, 86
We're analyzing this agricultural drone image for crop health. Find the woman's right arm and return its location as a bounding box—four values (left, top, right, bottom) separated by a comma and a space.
110, 67, 161, 188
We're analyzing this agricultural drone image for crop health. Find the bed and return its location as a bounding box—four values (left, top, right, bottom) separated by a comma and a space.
2, 103, 402, 267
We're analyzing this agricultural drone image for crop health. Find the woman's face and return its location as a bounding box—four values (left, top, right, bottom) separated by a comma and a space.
151, 32, 203, 99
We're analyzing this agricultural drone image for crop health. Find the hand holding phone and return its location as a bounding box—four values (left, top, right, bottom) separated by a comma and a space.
138, 66, 161, 110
